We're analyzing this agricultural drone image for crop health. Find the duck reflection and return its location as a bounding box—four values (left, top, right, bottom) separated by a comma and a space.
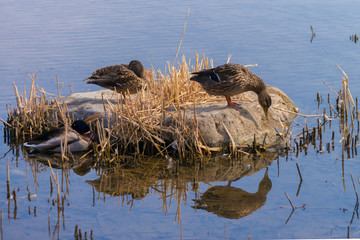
193, 168, 272, 219
25, 152, 95, 176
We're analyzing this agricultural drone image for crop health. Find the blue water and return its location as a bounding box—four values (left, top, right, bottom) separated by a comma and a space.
1, 0, 360, 239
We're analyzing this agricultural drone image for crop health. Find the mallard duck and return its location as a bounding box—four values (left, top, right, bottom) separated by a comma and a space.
23, 120, 98, 152
190, 63, 272, 119
83, 60, 150, 94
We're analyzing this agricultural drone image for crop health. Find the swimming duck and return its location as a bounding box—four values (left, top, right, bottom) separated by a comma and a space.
83, 60, 149, 94
190, 63, 272, 119
23, 120, 98, 152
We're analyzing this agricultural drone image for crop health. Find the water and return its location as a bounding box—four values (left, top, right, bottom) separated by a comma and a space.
1, 0, 360, 239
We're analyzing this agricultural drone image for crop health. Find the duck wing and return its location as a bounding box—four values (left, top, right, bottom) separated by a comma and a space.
84, 64, 127, 81
191, 63, 263, 96
191, 64, 251, 84
84, 64, 142, 93
24, 127, 81, 151
190, 67, 221, 85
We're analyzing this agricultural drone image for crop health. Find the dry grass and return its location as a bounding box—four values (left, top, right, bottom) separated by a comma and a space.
4, 74, 66, 143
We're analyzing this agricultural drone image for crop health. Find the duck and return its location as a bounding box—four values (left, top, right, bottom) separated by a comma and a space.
190, 63, 272, 119
83, 60, 150, 95
23, 120, 98, 152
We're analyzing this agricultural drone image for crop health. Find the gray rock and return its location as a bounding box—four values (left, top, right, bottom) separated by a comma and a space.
164, 86, 297, 148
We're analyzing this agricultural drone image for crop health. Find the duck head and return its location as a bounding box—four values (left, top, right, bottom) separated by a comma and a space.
72, 120, 99, 143
258, 168, 272, 194
128, 60, 145, 78
71, 120, 90, 134
258, 89, 272, 120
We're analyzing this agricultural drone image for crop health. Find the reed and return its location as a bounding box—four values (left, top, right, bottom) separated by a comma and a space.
6, 163, 10, 199
4, 74, 65, 147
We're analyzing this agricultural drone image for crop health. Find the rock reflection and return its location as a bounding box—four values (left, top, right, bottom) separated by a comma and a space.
193, 168, 271, 219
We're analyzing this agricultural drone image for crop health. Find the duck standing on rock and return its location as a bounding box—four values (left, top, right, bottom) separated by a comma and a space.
190, 63, 272, 119
83, 60, 150, 95
23, 120, 98, 152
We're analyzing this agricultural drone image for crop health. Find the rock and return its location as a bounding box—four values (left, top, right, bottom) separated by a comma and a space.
64, 90, 121, 120
65, 85, 297, 149
165, 86, 297, 148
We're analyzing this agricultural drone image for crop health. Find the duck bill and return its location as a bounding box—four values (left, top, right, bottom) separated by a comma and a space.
264, 108, 269, 120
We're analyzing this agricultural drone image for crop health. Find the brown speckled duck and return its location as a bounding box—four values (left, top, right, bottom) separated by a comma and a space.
190, 63, 272, 119
83, 60, 149, 94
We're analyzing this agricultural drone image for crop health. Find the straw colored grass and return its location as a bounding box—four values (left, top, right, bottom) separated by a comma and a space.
5, 74, 65, 143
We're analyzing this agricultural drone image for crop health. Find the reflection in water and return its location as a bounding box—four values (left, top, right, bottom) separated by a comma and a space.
350, 34, 359, 44
310, 25, 316, 43
26, 152, 95, 176
85, 152, 276, 204
193, 168, 272, 219
87, 169, 152, 200
22, 145, 279, 204
81, 154, 278, 225
17, 143, 278, 227
2, 136, 278, 238
8, 151, 95, 239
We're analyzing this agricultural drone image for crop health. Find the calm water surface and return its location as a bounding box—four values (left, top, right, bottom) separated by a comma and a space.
1, 0, 360, 239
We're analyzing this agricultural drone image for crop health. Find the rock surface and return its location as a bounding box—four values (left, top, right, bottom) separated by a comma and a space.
65, 86, 297, 148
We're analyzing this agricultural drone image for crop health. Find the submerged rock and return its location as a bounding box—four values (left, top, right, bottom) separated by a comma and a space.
65, 85, 297, 149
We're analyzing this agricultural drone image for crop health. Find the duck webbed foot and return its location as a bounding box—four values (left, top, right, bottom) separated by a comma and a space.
225, 96, 241, 110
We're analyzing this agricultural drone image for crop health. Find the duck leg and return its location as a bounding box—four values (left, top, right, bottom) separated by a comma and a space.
225, 96, 241, 110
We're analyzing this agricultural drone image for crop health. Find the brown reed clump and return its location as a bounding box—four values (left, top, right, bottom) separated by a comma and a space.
4, 74, 71, 146
4, 54, 240, 163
